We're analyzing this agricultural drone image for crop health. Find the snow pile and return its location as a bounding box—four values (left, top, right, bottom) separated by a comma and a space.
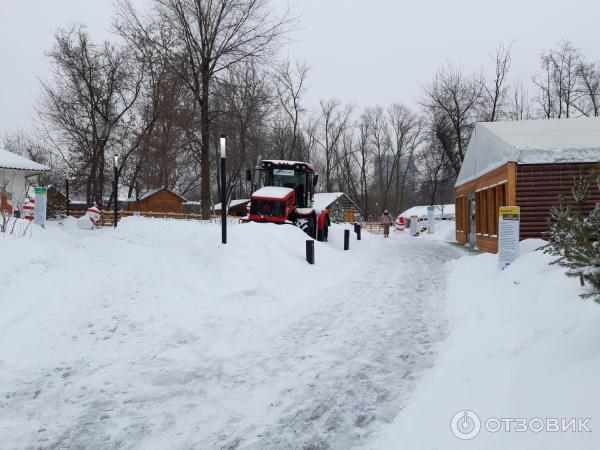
399, 204, 455, 219
372, 239, 600, 449
1, 217, 398, 448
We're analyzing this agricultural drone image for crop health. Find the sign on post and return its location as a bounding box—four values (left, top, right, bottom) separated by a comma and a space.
427, 205, 435, 234
410, 214, 419, 236
34, 187, 47, 227
498, 206, 520, 270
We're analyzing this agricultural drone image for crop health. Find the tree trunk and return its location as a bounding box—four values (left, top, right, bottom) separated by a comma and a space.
200, 67, 212, 219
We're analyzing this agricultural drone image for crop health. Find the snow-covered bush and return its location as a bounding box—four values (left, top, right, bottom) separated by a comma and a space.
543, 169, 600, 302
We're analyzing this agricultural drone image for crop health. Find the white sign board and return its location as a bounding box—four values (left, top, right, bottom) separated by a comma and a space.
427, 205, 435, 234
498, 206, 520, 270
34, 187, 47, 226
273, 169, 295, 177
410, 215, 419, 236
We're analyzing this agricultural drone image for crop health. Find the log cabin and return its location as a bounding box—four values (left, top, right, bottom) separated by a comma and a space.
455, 118, 600, 253
126, 187, 186, 213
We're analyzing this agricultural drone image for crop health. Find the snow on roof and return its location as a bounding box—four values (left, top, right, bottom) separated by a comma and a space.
0, 149, 49, 173
213, 198, 250, 210
127, 187, 187, 202
399, 204, 455, 219
456, 118, 600, 187
313, 192, 344, 212
251, 186, 294, 199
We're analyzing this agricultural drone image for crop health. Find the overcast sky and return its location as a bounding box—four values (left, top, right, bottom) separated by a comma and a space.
1, 0, 599, 136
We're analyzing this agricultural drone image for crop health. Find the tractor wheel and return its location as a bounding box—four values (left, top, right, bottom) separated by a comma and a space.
298, 215, 316, 239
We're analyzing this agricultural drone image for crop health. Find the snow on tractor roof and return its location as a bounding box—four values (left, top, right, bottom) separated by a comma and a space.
0, 148, 49, 173
456, 117, 600, 187
262, 160, 316, 171
252, 186, 294, 199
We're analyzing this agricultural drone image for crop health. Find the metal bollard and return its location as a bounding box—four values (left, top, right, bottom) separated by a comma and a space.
344, 229, 350, 250
356, 224, 361, 240
306, 239, 315, 264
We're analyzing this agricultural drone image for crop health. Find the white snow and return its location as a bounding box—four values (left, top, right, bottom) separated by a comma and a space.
456, 117, 600, 186
0, 149, 49, 173
371, 239, 600, 450
312, 192, 344, 212
0, 218, 460, 448
250, 186, 294, 199
399, 204, 455, 219
212, 198, 249, 211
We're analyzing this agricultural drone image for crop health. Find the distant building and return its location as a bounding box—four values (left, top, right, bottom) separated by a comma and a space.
212, 199, 250, 217
0, 149, 49, 215
455, 118, 600, 253
126, 188, 187, 213
313, 192, 362, 223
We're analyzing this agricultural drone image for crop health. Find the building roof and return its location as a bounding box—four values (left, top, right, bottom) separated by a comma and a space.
213, 198, 250, 211
456, 118, 600, 187
125, 187, 187, 202
312, 192, 344, 212
0, 149, 49, 173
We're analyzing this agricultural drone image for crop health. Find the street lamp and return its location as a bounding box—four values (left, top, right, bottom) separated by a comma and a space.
65, 172, 71, 217
220, 135, 227, 244
113, 154, 119, 228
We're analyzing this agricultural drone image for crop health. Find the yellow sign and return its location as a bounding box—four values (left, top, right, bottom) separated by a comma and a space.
499, 206, 520, 216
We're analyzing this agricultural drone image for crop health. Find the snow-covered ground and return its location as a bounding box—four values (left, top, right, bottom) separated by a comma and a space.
371, 237, 600, 449
3, 217, 599, 449
0, 218, 459, 449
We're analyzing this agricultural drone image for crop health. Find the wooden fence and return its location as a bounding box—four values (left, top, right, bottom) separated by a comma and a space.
66, 209, 239, 227
361, 222, 383, 234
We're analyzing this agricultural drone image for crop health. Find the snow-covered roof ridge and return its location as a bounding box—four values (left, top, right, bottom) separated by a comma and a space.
456, 117, 600, 187
213, 198, 250, 210
312, 192, 344, 212
0, 149, 49, 173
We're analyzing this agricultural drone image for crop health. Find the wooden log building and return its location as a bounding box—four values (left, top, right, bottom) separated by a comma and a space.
126, 187, 186, 213
455, 118, 600, 253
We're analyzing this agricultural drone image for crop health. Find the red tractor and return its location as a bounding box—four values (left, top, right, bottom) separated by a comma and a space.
248, 160, 330, 241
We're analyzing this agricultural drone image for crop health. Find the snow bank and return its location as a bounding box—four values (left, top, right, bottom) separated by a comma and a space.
0, 217, 372, 448
372, 239, 600, 449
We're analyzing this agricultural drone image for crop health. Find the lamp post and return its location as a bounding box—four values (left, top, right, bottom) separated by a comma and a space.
113, 154, 119, 228
220, 135, 227, 244
65, 174, 70, 217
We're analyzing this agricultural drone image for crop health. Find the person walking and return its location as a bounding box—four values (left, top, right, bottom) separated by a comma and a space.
381, 209, 392, 238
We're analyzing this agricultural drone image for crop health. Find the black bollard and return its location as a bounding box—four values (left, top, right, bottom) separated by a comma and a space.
306, 239, 315, 264
356, 224, 361, 240
344, 229, 350, 250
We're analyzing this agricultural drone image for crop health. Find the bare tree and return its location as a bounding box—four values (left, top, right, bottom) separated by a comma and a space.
481, 42, 512, 122
118, 0, 290, 218
314, 99, 353, 192
422, 65, 483, 177
506, 81, 532, 120
576, 60, 600, 117
273, 60, 309, 160
533, 41, 582, 118
39, 25, 142, 206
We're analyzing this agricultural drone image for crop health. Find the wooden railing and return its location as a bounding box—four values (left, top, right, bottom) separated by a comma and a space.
65, 210, 239, 227
361, 222, 383, 234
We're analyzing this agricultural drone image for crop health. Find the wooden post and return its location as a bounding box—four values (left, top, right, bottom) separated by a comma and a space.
344, 229, 350, 250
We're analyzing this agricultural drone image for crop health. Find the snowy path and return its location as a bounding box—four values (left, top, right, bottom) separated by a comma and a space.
228, 238, 461, 449
0, 220, 460, 449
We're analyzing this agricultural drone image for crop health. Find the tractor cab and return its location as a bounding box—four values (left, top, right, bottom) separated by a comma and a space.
258, 160, 317, 208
